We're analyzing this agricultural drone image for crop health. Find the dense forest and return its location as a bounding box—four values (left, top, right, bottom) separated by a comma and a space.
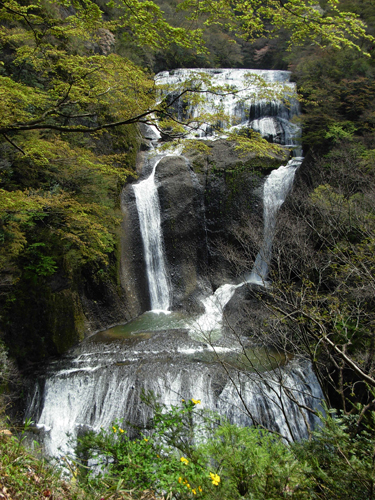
1, 0, 375, 499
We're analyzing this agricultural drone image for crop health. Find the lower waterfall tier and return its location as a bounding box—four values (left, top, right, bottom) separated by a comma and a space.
26, 327, 323, 458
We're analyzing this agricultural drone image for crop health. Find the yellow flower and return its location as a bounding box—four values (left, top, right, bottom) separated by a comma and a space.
180, 457, 189, 464
181, 399, 185, 402
178, 477, 182, 483
191, 399, 201, 405
144, 438, 149, 442
192, 489, 196, 495
187, 484, 190, 489
112, 426, 117, 433
119, 428, 124, 433
198, 486, 202, 492
209, 473, 220, 486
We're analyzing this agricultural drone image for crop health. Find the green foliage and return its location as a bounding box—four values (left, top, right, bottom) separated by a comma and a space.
0, 0, 206, 140
324, 121, 357, 143
293, 408, 375, 500
23, 243, 58, 278
0, 187, 120, 274
200, 423, 311, 499
76, 394, 313, 499
290, 46, 375, 149
74, 392, 375, 500
181, 140, 212, 156
3, 399, 375, 500
76, 396, 216, 498
227, 128, 286, 159
178, 0, 374, 54
0, 429, 91, 500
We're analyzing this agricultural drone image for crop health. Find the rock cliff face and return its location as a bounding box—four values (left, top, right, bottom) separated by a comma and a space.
155, 155, 207, 312
119, 181, 151, 317
119, 137, 286, 316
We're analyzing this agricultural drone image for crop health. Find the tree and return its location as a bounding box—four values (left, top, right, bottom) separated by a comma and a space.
179, 0, 374, 54
0, 0, 205, 139
218, 138, 375, 422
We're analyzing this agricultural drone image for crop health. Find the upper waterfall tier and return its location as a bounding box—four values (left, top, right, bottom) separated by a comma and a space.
156, 68, 301, 152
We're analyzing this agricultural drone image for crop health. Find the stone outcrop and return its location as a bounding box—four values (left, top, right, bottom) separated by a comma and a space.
155, 155, 208, 312
119, 180, 151, 317
118, 138, 287, 315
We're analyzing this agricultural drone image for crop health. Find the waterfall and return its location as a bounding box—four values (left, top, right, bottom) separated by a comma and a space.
191, 156, 302, 335
25, 69, 324, 459
156, 68, 301, 153
136, 69, 301, 313
133, 155, 170, 311
26, 335, 323, 457
248, 156, 302, 285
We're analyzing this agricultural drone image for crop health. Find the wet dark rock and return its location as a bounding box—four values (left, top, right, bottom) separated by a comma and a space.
155, 156, 208, 311
223, 283, 271, 338
119, 182, 151, 318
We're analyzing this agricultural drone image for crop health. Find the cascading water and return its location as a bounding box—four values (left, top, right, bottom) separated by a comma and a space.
192, 156, 303, 335
25, 68, 324, 459
248, 156, 302, 285
26, 332, 323, 457
190, 283, 242, 339
133, 155, 171, 311
156, 68, 301, 156
156, 69, 301, 151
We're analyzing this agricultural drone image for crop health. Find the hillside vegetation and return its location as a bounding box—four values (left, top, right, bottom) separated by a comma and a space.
1, 0, 375, 498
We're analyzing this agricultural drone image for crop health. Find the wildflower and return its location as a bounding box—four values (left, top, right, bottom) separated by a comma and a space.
210, 472, 220, 486
144, 438, 149, 442
187, 484, 191, 489
191, 399, 201, 405
180, 456, 189, 464
119, 428, 125, 433
112, 426, 117, 433
178, 477, 182, 483
192, 489, 197, 495
198, 486, 202, 492
181, 399, 185, 402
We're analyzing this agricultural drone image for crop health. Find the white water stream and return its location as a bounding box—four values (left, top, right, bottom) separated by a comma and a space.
192, 156, 302, 336
248, 156, 302, 284
133, 156, 171, 311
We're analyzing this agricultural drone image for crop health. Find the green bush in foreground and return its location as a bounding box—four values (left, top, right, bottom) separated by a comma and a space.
294, 409, 375, 500
2, 394, 375, 499
75, 395, 375, 500
76, 395, 312, 499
